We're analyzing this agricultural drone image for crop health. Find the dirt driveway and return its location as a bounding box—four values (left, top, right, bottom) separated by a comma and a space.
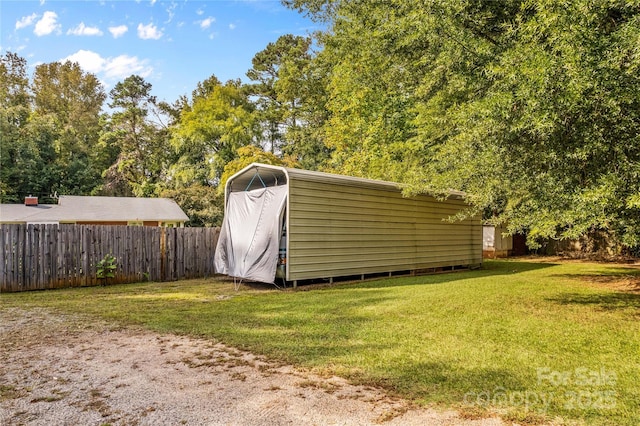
0, 307, 504, 426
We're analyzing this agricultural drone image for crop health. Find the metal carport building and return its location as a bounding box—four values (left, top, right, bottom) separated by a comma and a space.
214, 163, 482, 286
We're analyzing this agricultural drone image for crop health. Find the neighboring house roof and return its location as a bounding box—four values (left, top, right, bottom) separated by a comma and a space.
0, 195, 189, 224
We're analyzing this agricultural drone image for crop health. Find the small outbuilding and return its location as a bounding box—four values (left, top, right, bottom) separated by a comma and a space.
483, 225, 513, 258
482, 225, 529, 258
214, 163, 483, 286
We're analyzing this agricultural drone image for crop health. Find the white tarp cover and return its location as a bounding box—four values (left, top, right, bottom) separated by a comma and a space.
214, 185, 288, 283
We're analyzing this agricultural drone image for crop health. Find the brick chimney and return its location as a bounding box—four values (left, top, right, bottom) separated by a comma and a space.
25, 195, 38, 206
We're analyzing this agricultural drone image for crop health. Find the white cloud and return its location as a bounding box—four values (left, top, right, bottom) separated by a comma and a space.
165, 2, 177, 23
196, 9, 204, 16
61, 50, 152, 81
109, 25, 128, 38
34, 11, 60, 36
62, 50, 106, 74
200, 17, 215, 29
137, 22, 162, 40
229, 23, 236, 30
67, 22, 104, 36
104, 54, 152, 79
16, 13, 37, 30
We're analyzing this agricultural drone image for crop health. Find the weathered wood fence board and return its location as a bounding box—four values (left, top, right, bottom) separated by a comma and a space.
0, 224, 220, 292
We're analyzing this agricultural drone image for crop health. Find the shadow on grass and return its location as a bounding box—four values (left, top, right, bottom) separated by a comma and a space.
338, 260, 557, 290
546, 292, 640, 312
550, 270, 640, 292
406, 361, 527, 395
112, 260, 558, 293
547, 267, 640, 311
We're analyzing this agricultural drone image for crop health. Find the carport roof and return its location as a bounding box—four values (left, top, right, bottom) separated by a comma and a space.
225, 163, 467, 199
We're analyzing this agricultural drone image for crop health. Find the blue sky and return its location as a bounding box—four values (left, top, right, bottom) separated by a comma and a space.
1, 0, 320, 104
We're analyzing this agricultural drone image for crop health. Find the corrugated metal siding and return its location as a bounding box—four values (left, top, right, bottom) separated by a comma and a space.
287, 178, 482, 281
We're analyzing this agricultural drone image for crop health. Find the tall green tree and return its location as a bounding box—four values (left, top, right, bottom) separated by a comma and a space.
0, 52, 33, 202
290, 0, 436, 181
247, 35, 311, 154
101, 75, 171, 197
32, 61, 105, 160
287, 0, 640, 249
409, 1, 640, 248
247, 34, 331, 169
31, 61, 106, 195
164, 77, 259, 225
0, 53, 64, 203
170, 78, 258, 187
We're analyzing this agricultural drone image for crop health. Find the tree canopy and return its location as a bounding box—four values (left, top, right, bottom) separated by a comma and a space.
288, 0, 640, 249
1, 54, 107, 202
2, 1, 639, 245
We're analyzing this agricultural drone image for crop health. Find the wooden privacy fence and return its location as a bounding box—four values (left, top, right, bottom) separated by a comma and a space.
0, 224, 220, 292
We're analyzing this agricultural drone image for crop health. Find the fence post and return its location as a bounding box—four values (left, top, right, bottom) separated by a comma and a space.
160, 227, 166, 282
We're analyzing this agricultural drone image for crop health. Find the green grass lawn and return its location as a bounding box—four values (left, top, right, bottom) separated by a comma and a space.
2, 259, 639, 425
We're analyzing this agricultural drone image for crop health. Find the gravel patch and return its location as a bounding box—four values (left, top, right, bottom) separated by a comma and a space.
0, 307, 505, 425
